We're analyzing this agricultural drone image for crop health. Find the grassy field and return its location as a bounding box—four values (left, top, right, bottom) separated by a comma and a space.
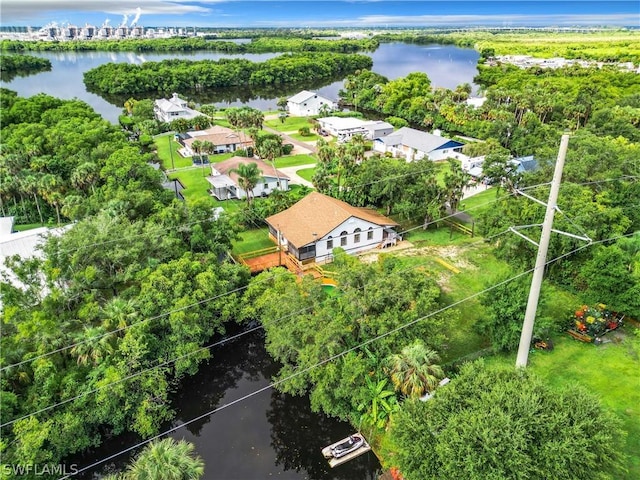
154, 133, 191, 169
274, 154, 316, 168
487, 334, 640, 479
168, 167, 242, 213
289, 133, 320, 142
296, 167, 315, 182
265, 116, 315, 133
232, 228, 275, 255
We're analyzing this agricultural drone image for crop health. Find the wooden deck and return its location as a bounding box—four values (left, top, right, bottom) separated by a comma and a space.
241, 252, 283, 273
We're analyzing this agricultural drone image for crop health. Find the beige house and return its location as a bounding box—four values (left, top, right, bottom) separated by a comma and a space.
179, 125, 254, 156
265, 192, 399, 264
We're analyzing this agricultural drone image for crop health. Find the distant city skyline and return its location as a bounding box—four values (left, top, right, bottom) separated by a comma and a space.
2, 1, 639, 28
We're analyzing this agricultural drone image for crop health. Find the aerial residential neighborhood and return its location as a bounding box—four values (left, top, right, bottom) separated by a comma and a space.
1, 2, 638, 479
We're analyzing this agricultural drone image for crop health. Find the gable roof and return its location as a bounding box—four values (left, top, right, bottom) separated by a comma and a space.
212, 157, 290, 184
390, 127, 464, 153
512, 155, 538, 172
318, 116, 366, 130
265, 192, 398, 248
361, 120, 394, 131
184, 125, 253, 148
287, 90, 332, 104
154, 98, 186, 113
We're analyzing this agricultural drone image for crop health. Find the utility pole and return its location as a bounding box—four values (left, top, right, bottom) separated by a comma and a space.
168, 134, 175, 171
515, 134, 570, 368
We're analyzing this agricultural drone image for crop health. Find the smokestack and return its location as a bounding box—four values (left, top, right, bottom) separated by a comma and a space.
130, 7, 141, 27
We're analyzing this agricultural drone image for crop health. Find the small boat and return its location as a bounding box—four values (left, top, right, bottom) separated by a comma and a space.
325, 434, 364, 459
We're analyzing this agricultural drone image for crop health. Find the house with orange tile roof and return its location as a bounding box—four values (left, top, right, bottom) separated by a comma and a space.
206, 156, 289, 201
265, 192, 399, 264
179, 125, 253, 156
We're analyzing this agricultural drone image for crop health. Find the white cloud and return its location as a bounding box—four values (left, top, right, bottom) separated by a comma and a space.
1, 1, 215, 22
257, 13, 640, 27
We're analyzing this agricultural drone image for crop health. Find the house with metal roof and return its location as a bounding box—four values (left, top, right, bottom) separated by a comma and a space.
265, 192, 399, 264
287, 90, 337, 117
154, 93, 201, 123
317, 117, 394, 142
373, 127, 465, 161
206, 157, 289, 201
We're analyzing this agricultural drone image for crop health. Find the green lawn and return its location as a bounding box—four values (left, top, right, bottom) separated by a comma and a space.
296, 167, 315, 182
154, 133, 191, 169
274, 154, 316, 168
458, 187, 502, 218
232, 228, 275, 255
168, 168, 241, 213
265, 116, 315, 133
487, 335, 640, 480
13, 223, 47, 232
289, 133, 320, 142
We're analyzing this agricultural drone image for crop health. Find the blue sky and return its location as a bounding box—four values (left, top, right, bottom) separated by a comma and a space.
2, 1, 639, 28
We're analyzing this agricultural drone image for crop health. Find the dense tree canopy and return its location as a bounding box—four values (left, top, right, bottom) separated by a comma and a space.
387, 360, 627, 480
0, 54, 51, 81
1, 36, 378, 54
240, 253, 456, 423
0, 92, 250, 472
83, 53, 373, 95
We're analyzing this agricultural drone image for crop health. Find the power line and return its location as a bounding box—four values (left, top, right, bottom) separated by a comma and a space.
58, 231, 637, 480
3, 233, 514, 428
4, 172, 634, 373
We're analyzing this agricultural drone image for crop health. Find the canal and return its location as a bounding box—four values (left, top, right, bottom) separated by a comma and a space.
70, 328, 380, 479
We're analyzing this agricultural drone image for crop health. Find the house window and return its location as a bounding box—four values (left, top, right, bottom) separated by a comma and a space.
327, 236, 333, 249
442, 149, 448, 154
354, 228, 361, 243
263, 183, 268, 189
340, 231, 348, 247
367, 228, 374, 240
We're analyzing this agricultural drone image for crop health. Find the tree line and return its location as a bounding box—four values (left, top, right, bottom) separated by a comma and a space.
0, 53, 51, 81
0, 36, 378, 54
83, 52, 373, 95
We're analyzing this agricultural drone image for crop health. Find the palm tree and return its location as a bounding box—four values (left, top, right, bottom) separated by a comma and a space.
121, 439, 204, 480
230, 162, 261, 205
386, 340, 444, 398
190, 140, 203, 164
101, 297, 138, 333
70, 326, 115, 366
71, 162, 100, 195
39, 173, 64, 224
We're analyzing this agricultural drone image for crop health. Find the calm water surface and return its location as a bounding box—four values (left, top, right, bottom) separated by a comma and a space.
71, 329, 380, 480
2, 43, 479, 122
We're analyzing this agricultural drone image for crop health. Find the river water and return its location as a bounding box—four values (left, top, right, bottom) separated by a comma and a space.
70, 329, 380, 480
2, 42, 479, 123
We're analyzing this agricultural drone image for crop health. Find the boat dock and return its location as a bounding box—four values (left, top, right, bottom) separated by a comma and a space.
321, 435, 371, 468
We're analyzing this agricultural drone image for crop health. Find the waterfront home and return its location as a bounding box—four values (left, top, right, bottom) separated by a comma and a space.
265, 192, 399, 264
287, 91, 337, 117
153, 93, 200, 123
373, 127, 465, 161
179, 125, 254, 156
206, 157, 289, 201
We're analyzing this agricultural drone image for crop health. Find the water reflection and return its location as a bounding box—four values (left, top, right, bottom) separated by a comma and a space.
2, 43, 479, 123
70, 328, 380, 480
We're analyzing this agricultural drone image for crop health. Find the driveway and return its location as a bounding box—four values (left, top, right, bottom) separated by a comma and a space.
279, 164, 316, 188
